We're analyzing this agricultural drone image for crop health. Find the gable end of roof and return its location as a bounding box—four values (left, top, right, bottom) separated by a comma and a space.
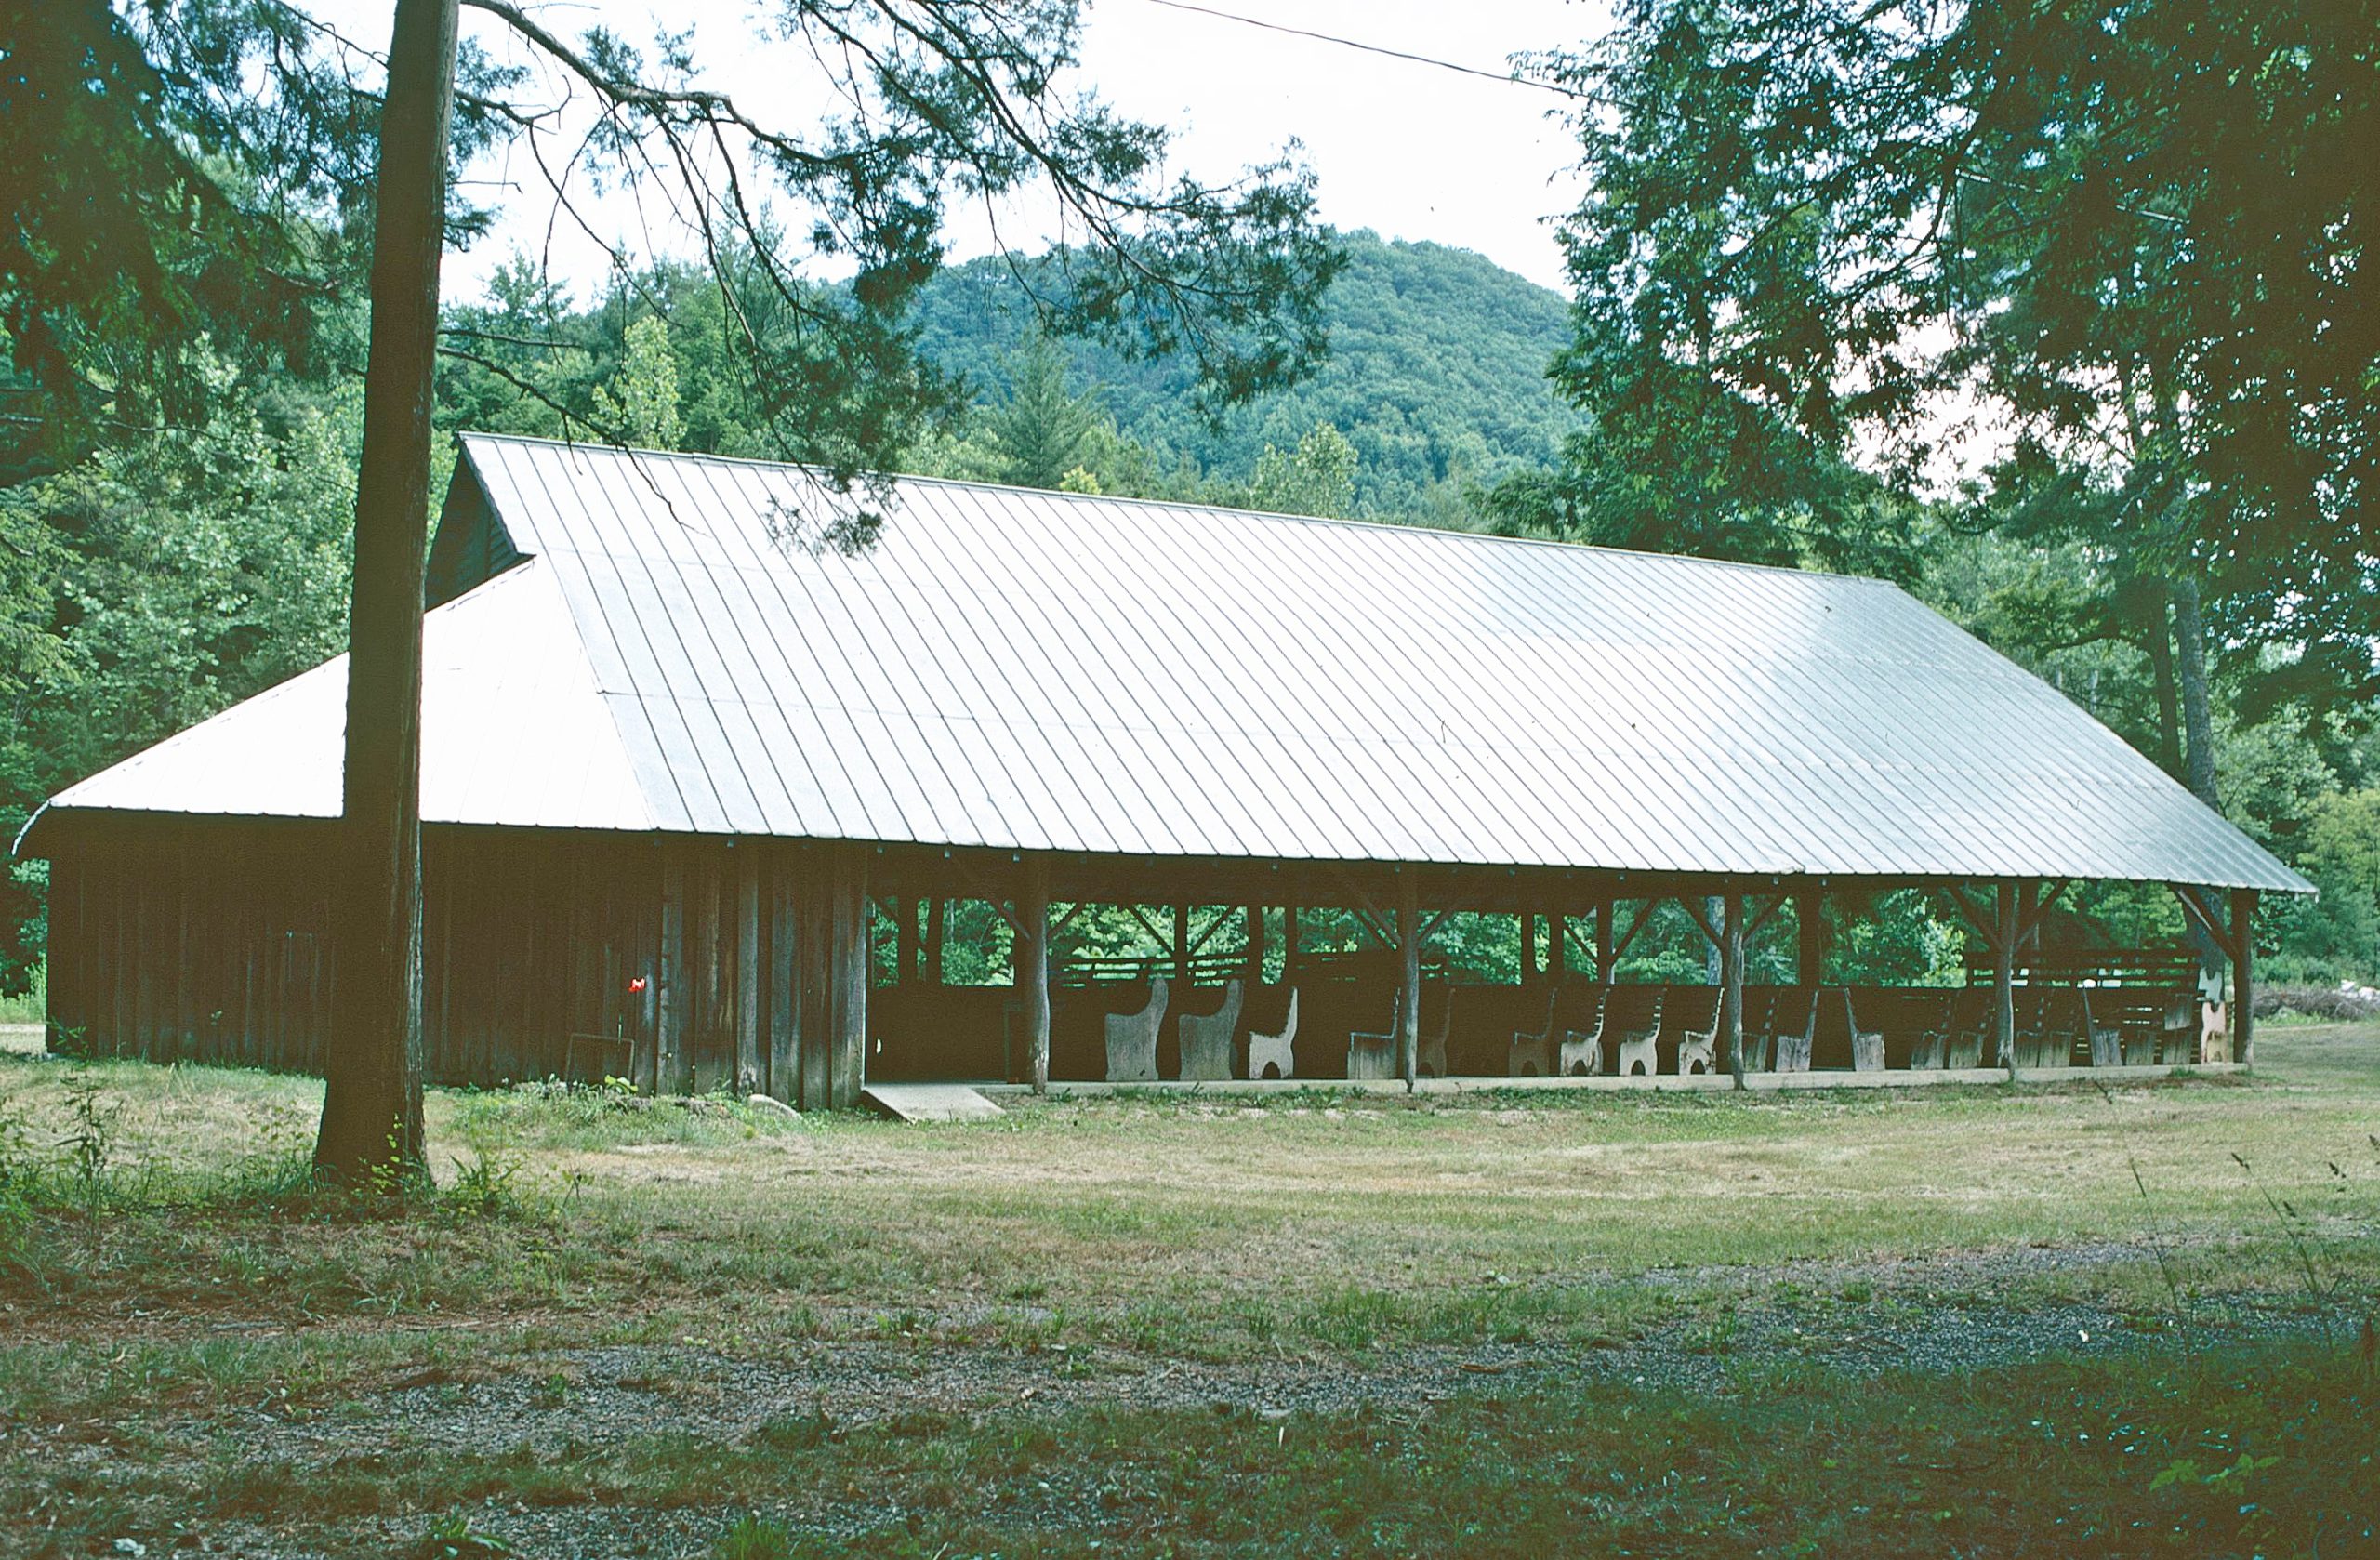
427, 451, 525, 607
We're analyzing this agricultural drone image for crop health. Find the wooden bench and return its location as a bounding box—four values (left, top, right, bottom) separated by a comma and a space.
1556, 985, 1609, 1077
1761, 987, 1819, 1073
1963, 946, 2203, 1064
1346, 992, 1400, 1080
1612, 987, 1666, 1077
1104, 977, 1169, 1082
1667, 986, 1722, 1076
1176, 979, 1243, 1081
1346, 984, 1448, 1079
1907, 993, 1955, 1069
1839, 989, 1885, 1072
1249, 985, 1299, 1079
1509, 984, 1559, 1077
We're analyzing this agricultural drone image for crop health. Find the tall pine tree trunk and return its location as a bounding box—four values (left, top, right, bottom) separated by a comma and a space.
2142, 579, 2182, 780
314, 0, 460, 1184
2171, 572, 2220, 808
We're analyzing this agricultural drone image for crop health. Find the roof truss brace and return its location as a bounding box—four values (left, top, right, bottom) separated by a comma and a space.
1680, 894, 1722, 949
1122, 904, 1172, 954
947, 857, 1038, 940
1608, 897, 1661, 964
1330, 866, 1397, 947
2025, 880, 2071, 949
2172, 884, 2246, 964
1681, 892, 1784, 949
1937, 879, 2068, 955
1185, 906, 1236, 957
1564, 913, 1597, 967
1938, 886, 1994, 948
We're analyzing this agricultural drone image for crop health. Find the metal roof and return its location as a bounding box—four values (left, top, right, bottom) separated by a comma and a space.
51, 551, 653, 832
45, 431, 2307, 892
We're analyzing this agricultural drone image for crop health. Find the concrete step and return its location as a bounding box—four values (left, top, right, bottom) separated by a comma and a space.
861, 1082, 1004, 1122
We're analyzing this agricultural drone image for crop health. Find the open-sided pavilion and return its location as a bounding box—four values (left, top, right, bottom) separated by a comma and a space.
20, 434, 2307, 1104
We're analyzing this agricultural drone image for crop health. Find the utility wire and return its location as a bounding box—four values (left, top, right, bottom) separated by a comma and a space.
1131, 0, 2187, 232
1131, 0, 1595, 100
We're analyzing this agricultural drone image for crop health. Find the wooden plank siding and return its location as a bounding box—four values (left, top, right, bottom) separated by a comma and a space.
37, 817, 868, 1101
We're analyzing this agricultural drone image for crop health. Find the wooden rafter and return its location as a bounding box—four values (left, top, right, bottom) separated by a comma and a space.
2016, 879, 2069, 950
1330, 866, 1395, 942
1938, 885, 1996, 948
1680, 895, 1722, 948
948, 858, 1027, 937
1610, 898, 1660, 962
1185, 906, 1236, 956
1122, 903, 1172, 952
2171, 883, 2241, 961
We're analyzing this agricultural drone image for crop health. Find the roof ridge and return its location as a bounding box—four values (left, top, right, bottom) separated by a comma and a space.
455, 430, 1899, 589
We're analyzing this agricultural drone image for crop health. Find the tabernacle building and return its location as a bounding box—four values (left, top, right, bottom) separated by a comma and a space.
19, 434, 2305, 1104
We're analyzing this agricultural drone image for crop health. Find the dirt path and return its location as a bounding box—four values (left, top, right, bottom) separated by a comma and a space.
263, 1247, 2338, 1454
25, 1236, 2362, 1560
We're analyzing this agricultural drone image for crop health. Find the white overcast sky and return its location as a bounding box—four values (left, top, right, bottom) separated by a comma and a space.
315, 0, 1610, 303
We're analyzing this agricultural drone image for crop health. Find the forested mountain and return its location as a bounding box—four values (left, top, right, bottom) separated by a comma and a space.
908, 232, 1580, 519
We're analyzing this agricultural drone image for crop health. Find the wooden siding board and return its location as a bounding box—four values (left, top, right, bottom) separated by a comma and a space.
767, 844, 798, 1102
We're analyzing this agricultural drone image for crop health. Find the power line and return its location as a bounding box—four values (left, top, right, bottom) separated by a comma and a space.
1131, 0, 1593, 100
1132, 0, 2187, 234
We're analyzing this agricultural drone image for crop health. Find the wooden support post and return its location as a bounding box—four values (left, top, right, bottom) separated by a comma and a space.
1721, 893, 1747, 1085
1020, 860, 1051, 1093
2230, 892, 2254, 1064
894, 895, 916, 986
830, 846, 867, 1109
1172, 903, 1190, 985
1993, 879, 2017, 1073
1519, 910, 1538, 984
1595, 896, 1617, 984
1548, 912, 1567, 981
735, 845, 761, 1094
924, 897, 945, 987
1795, 890, 1825, 985
1283, 906, 1301, 978
1245, 905, 1266, 975
1397, 873, 1421, 1088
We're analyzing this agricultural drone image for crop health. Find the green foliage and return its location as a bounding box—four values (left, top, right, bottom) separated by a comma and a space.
411, 1514, 515, 1560
982, 333, 1103, 490
907, 233, 1580, 519
0, 357, 359, 987
711, 1513, 796, 1560
591, 315, 685, 450
1513, 0, 2380, 982
1247, 424, 1358, 520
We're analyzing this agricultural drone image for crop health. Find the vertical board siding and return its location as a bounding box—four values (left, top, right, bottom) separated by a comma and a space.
40, 822, 866, 1101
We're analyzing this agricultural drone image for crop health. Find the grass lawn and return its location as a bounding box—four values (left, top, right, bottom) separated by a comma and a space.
2, 1024, 2374, 1557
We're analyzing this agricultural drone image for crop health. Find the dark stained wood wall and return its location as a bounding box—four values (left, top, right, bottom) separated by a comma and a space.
40, 815, 868, 1107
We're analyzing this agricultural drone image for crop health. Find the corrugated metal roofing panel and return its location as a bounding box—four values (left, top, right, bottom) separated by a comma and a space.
51, 557, 652, 834
47, 432, 2309, 892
